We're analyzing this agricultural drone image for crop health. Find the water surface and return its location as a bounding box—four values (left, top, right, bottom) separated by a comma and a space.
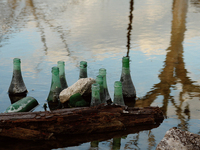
1, 0, 200, 149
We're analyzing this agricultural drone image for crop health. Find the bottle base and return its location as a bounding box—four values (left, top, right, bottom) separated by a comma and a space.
123, 96, 136, 107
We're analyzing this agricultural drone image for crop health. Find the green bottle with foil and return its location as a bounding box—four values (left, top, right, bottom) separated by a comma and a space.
113, 81, 125, 106
5, 96, 39, 113
47, 66, 62, 102
99, 68, 112, 104
79, 61, 88, 78
8, 58, 27, 95
57, 61, 68, 90
90, 83, 101, 106
120, 56, 136, 101
95, 75, 106, 103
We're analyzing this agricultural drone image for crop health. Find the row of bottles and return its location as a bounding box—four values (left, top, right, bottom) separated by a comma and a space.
90, 56, 136, 107
7, 56, 136, 112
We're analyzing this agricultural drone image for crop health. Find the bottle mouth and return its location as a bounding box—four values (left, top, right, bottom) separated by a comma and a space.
13, 58, 21, 63
57, 61, 65, 65
80, 61, 87, 68
99, 68, 106, 76
51, 66, 59, 74
122, 56, 129, 62
114, 81, 122, 87
92, 83, 100, 90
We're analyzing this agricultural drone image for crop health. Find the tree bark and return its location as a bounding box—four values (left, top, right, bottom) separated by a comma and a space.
0, 105, 164, 140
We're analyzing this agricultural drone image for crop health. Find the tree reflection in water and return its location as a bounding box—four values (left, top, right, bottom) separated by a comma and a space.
1, 0, 200, 149
135, 0, 200, 133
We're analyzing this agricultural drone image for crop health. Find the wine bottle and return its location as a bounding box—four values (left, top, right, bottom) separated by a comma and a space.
57, 61, 68, 90
5, 96, 39, 113
113, 81, 125, 106
47, 66, 62, 102
79, 61, 88, 78
99, 68, 112, 104
95, 75, 106, 103
8, 58, 27, 95
90, 83, 101, 106
120, 56, 136, 105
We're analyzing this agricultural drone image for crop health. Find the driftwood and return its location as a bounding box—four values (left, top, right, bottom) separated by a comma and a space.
0, 104, 164, 141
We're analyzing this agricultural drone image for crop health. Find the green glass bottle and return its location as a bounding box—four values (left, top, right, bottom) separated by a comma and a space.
90, 83, 101, 107
5, 96, 39, 113
113, 81, 125, 106
112, 137, 121, 150
95, 75, 106, 103
90, 141, 99, 148
68, 93, 88, 107
99, 68, 112, 104
8, 58, 27, 95
79, 61, 88, 78
57, 61, 68, 90
9, 94, 26, 104
120, 56, 136, 102
47, 66, 62, 102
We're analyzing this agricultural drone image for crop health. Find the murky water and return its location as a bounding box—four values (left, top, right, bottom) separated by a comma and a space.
1, 0, 200, 149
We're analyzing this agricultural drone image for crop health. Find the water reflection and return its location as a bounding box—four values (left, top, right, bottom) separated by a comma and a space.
1, 0, 200, 149
126, 0, 134, 57
136, 0, 200, 132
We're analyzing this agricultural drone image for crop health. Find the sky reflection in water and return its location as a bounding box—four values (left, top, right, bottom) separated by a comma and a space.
0, 0, 200, 149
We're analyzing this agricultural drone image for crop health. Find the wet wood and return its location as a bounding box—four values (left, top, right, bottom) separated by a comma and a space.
0, 105, 164, 140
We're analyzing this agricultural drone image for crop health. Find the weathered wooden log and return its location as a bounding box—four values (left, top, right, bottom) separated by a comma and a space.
0, 105, 164, 140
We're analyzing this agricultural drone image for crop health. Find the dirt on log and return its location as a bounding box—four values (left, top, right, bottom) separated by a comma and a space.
0, 104, 164, 140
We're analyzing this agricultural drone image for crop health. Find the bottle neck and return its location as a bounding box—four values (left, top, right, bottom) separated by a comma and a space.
57, 63, 65, 76
122, 56, 130, 69
91, 84, 100, 99
13, 63, 21, 71
114, 86, 123, 96
99, 69, 108, 89
96, 76, 103, 92
114, 81, 123, 96
51, 67, 60, 84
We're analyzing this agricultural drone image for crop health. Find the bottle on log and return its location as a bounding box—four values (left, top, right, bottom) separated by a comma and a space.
99, 68, 112, 104
95, 75, 106, 103
113, 81, 125, 106
9, 94, 26, 104
57, 61, 68, 90
90, 83, 101, 106
120, 56, 136, 105
47, 66, 62, 110
68, 93, 88, 107
8, 58, 27, 95
79, 61, 88, 79
4, 96, 39, 113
